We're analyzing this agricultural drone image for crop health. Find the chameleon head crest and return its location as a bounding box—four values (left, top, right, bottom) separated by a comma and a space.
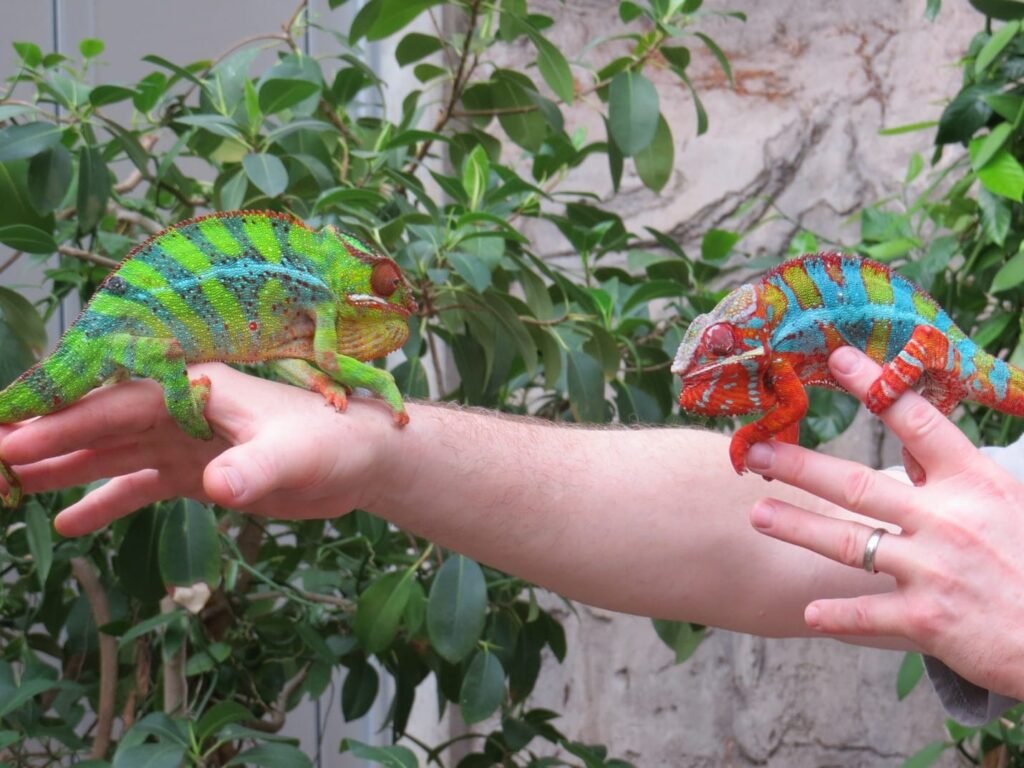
672, 283, 771, 417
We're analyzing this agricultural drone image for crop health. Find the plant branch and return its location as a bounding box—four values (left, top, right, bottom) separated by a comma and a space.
242, 663, 312, 733
70, 557, 116, 760
58, 245, 119, 269
161, 594, 188, 717
0, 251, 23, 275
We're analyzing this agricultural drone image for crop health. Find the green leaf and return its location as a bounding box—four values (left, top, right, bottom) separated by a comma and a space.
79, 38, 105, 58
897, 652, 924, 700
652, 620, 706, 664
342, 739, 418, 768
0, 676, 60, 718
695, 32, 732, 85
566, 349, 606, 423
242, 153, 288, 198
353, 569, 415, 653
117, 611, 184, 647
701, 228, 739, 261
396, 32, 443, 66
174, 114, 247, 141
197, 701, 253, 743
76, 143, 111, 233
28, 144, 72, 214
979, 187, 1011, 245
936, 84, 996, 145
226, 742, 312, 768
364, 0, 445, 41
158, 499, 221, 587
460, 650, 505, 724
0, 224, 56, 254
492, 73, 547, 151
900, 741, 948, 768
524, 25, 575, 103
976, 147, 1024, 201
257, 78, 321, 115
991, 251, 1024, 292
112, 744, 186, 768
341, 659, 379, 721
13, 41, 42, 67
462, 144, 490, 210
0, 122, 64, 163
634, 113, 673, 192
0, 285, 47, 356
607, 71, 659, 156
89, 84, 136, 107
25, 499, 53, 588
661, 45, 690, 71
115, 506, 168, 602
975, 20, 1020, 73
427, 555, 487, 663
863, 237, 919, 262
925, 0, 941, 20
970, 122, 1013, 170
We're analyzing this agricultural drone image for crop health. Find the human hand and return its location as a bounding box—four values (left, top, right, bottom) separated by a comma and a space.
0, 364, 400, 536
744, 346, 1024, 700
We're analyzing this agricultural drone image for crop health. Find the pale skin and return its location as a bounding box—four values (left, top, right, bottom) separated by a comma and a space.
1, 347, 1022, 700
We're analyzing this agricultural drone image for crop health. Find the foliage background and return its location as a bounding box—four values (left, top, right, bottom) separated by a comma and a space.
1, 0, 1023, 766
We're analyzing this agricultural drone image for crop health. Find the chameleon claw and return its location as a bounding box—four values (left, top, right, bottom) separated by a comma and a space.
393, 409, 410, 428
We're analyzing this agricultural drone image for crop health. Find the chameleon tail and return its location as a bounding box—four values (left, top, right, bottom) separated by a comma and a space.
0, 347, 105, 508
970, 350, 1024, 417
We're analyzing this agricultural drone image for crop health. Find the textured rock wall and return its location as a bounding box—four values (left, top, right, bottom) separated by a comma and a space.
428, 2, 979, 766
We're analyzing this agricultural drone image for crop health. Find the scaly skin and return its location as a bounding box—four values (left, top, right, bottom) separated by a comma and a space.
672, 252, 1024, 481
0, 210, 417, 507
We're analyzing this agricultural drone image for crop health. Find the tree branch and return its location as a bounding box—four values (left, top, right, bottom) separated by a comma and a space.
243, 663, 312, 733
58, 245, 119, 269
70, 557, 117, 760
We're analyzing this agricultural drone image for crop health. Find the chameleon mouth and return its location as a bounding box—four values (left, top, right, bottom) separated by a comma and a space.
677, 348, 765, 381
347, 294, 416, 317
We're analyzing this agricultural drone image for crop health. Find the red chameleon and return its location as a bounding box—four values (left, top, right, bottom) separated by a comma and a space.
672, 252, 1024, 483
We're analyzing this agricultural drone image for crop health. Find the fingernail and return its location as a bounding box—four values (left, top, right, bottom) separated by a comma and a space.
830, 347, 861, 375
220, 466, 245, 499
750, 501, 775, 529
805, 604, 822, 629
746, 442, 774, 472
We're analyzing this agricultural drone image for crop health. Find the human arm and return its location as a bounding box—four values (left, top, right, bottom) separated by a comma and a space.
745, 346, 1024, 702
0, 362, 898, 640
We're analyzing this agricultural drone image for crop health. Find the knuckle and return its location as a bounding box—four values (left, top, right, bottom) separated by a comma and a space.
841, 466, 874, 512
902, 400, 944, 440
851, 598, 873, 632
837, 526, 867, 569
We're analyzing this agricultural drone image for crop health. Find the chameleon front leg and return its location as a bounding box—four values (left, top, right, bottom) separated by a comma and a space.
310, 306, 408, 426
730, 356, 808, 474
107, 334, 213, 440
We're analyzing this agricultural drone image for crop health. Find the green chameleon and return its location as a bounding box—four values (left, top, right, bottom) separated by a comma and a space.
0, 210, 417, 508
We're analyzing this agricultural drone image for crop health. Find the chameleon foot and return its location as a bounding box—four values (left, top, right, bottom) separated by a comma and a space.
0, 459, 22, 508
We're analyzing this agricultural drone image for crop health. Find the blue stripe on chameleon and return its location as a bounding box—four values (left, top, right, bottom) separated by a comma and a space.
840, 258, 868, 305
747, 317, 765, 330
955, 338, 976, 379
805, 259, 842, 305
990, 358, 1010, 401
767, 274, 801, 319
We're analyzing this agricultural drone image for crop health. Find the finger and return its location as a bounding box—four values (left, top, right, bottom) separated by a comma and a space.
804, 592, 907, 637
0, 379, 168, 464
745, 440, 919, 529
751, 498, 914, 578
54, 469, 203, 537
204, 430, 319, 507
828, 347, 976, 477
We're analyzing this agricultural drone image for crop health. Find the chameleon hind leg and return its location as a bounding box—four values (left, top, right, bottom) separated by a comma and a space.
272, 359, 351, 411
107, 334, 213, 440
866, 325, 955, 485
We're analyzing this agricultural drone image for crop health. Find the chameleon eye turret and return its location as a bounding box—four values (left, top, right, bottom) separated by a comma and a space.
0, 210, 414, 508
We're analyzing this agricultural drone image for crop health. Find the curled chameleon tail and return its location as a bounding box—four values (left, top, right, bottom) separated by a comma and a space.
0, 209, 416, 509
673, 252, 1024, 482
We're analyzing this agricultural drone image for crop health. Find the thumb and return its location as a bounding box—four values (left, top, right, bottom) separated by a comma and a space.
204, 435, 306, 506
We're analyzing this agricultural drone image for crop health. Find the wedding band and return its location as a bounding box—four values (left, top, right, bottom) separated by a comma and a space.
862, 528, 886, 574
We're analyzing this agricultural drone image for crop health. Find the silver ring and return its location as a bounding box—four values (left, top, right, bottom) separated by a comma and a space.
862, 528, 886, 574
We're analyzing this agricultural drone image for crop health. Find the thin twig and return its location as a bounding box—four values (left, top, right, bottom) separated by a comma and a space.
161, 595, 188, 716
110, 205, 163, 235
250, 589, 355, 611
70, 557, 117, 760
58, 245, 119, 269
0, 251, 23, 275
243, 663, 312, 733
